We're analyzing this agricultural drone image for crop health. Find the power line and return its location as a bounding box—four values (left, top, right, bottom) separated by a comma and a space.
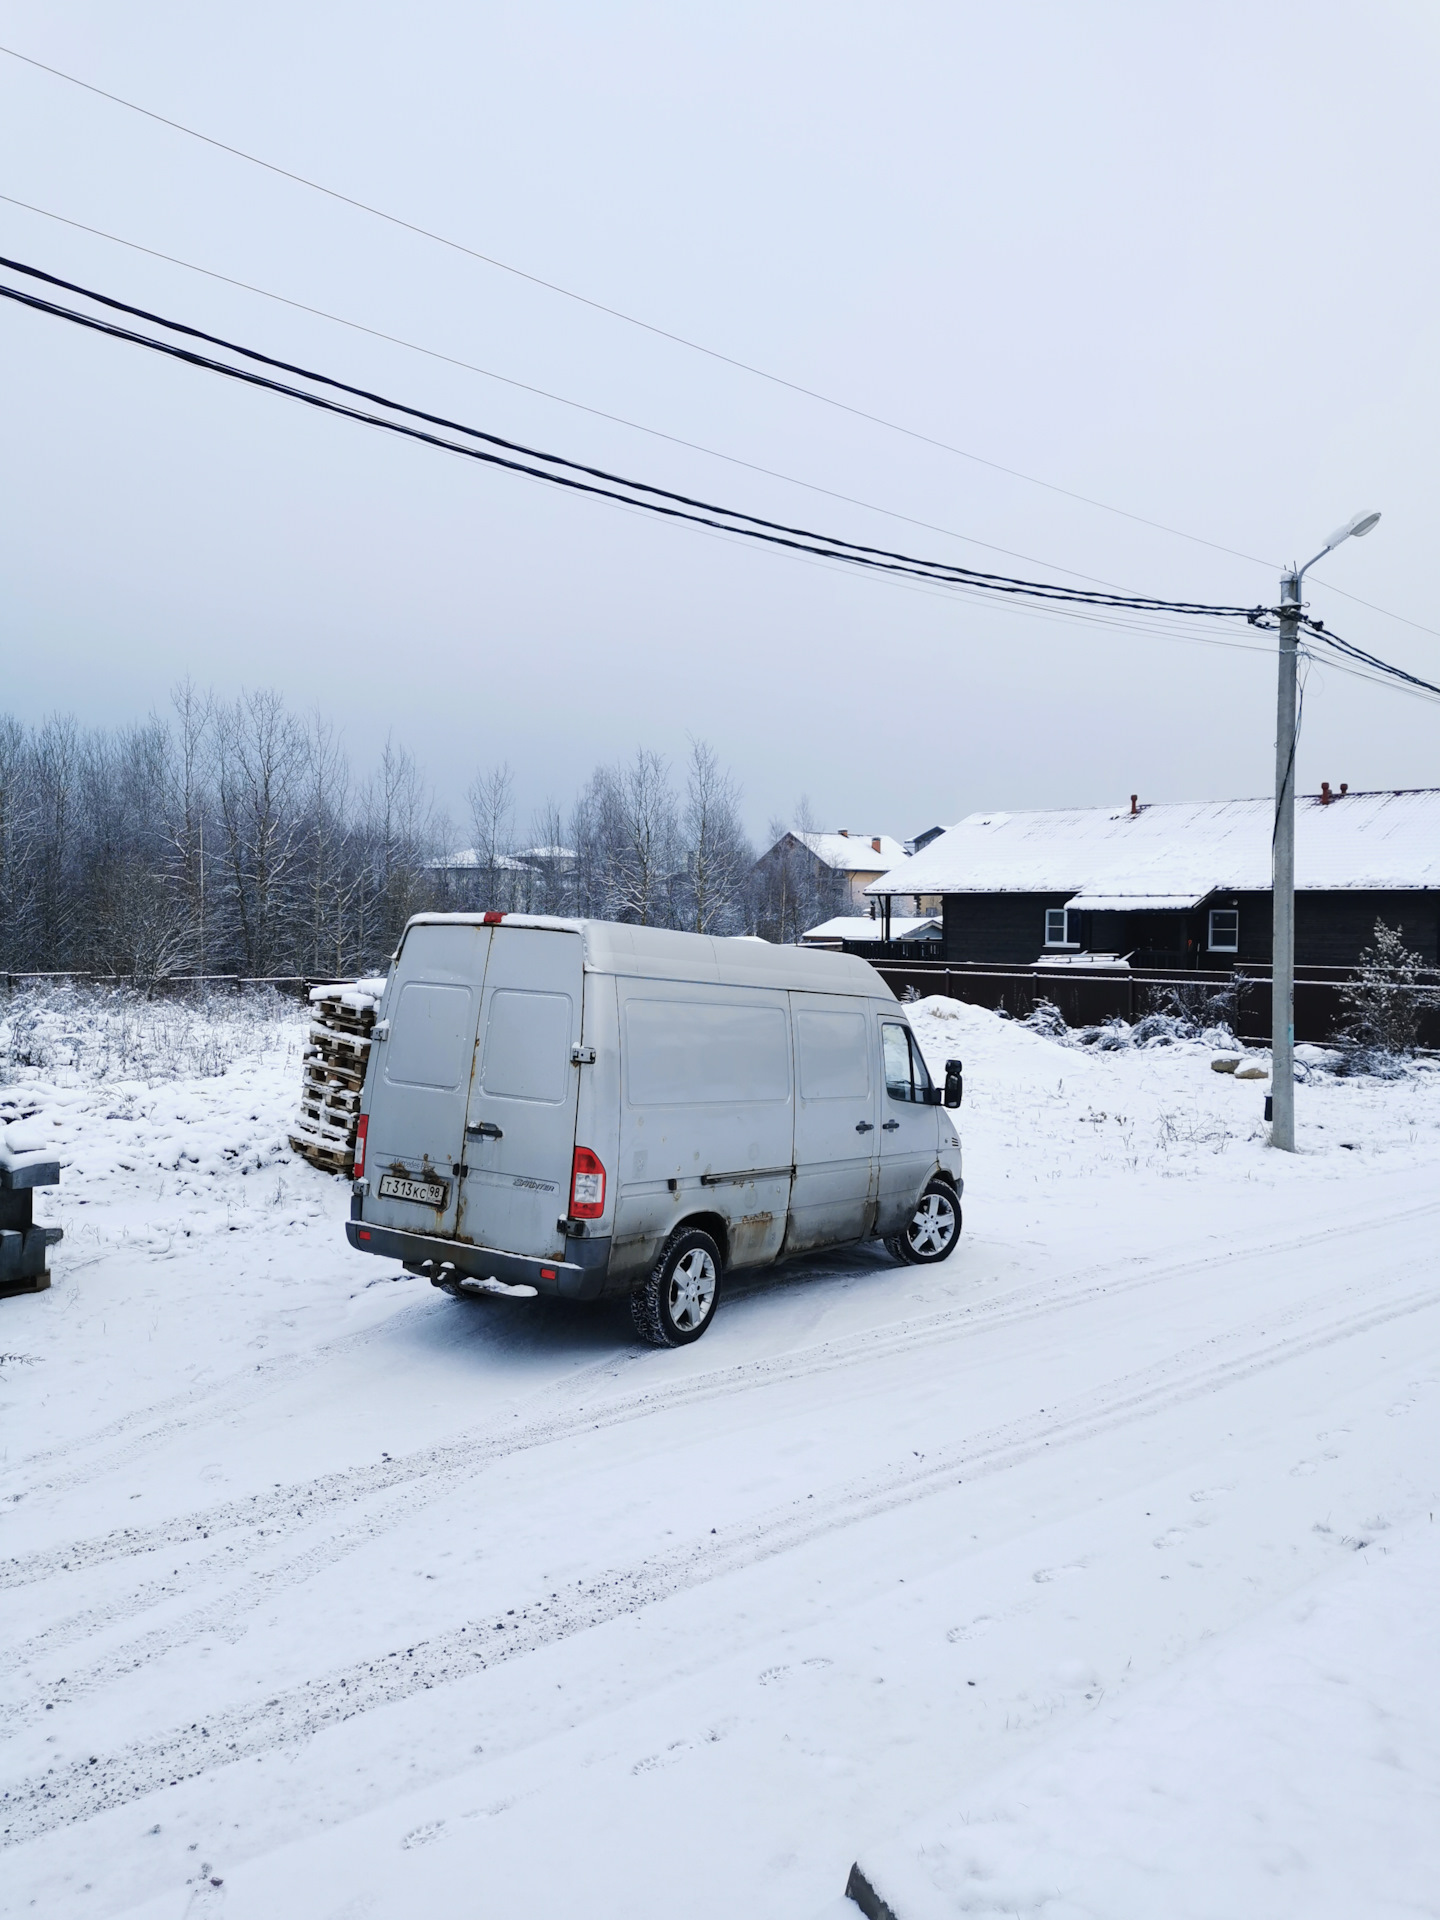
0, 190, 1130, 596
12, 51, 1435, 651
4, 252, 1434, 715
0, 256, 1266, 617
1298, 570, 1440, 647
0, 38, 1282, 575
1301, 618, 1440, 699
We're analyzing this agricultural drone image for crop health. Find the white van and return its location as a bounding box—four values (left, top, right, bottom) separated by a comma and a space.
346, 915, 963, 1345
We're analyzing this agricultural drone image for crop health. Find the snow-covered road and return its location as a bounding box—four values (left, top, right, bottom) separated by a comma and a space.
2, 992, 1439, 1918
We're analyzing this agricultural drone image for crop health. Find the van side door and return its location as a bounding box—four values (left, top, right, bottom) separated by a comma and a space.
875, 1017, 940, 1237
364, 922, 491, 1239
783, 993, 878, 1255
613, 981, 792, 1277
456, 926, 583, 1260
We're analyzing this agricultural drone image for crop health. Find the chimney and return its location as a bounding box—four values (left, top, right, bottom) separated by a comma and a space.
872, 836, 882, 854
1321, 781, 1332, 805
1340, 782, 1349, 795
1130, 794, 1138, 816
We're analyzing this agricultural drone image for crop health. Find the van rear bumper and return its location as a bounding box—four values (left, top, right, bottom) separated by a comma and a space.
345, 1220, 612, 1301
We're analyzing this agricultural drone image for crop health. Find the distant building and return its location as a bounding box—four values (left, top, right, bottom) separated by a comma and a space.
750, 831, 906, 909
800, 914, 942, 954
429, 845, 576, 914
865, 791, 1440, 970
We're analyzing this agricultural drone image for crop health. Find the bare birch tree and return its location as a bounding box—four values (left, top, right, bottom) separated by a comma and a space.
466, 764, 516, 912
683, 737, 752, 933
214, 690, 306, 975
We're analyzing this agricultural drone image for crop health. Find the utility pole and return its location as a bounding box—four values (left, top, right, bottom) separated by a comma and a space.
1270, 570, 1300, 1151
1268, 510, 1381, 1152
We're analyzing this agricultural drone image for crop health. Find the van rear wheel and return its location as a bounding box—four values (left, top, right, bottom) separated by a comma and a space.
885, 1180, 961, 1266
631, 1227, 722, 1347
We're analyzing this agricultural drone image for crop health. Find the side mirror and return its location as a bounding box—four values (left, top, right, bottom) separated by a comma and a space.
943, 1059, 963, 1108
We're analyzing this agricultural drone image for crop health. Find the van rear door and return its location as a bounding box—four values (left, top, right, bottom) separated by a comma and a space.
456, 925, 583, 1260
365, 922, 490, 1238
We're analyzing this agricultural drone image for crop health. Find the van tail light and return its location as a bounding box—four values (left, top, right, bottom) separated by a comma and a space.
353, 1114, 369, 1179
570, 1147, 606, 1219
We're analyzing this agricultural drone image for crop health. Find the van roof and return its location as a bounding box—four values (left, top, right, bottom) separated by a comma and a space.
403, 914, 897, 998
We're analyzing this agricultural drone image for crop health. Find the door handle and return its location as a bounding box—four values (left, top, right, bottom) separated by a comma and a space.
882, 1119, 900, 1131
465, 1121, 504, 1139
855, 1121, 874, 1133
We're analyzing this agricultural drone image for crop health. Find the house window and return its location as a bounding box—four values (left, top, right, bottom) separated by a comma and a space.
1208, 908, 1239, 953
1044, 908, 1073, 947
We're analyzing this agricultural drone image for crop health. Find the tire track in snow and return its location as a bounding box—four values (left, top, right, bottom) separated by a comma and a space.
7, 1191, 1439, 1620
0, 1294, 446, 1493
4, 1278, 1437, 1844
6, 1248, 1428, 1729
13, 1188, 1434, 1507
12, 1195, 1431, 1595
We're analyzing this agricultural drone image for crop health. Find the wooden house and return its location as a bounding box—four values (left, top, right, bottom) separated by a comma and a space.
865, 790, 1440, 970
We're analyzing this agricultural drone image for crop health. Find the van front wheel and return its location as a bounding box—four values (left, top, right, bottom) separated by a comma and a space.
631, 1227, 722, 1347
885, 1180, 961, 1266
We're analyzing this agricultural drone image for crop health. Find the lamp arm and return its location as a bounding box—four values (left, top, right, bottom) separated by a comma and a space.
1292, 545, 1334, 589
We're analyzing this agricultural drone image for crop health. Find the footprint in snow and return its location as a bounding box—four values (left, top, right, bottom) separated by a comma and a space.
1032, 1561, 1086, 1584
401, 1821, 445, 1849
757, 1665, 789, 1685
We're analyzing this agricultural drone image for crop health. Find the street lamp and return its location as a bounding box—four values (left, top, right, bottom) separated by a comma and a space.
1270, 508, 1381, 1151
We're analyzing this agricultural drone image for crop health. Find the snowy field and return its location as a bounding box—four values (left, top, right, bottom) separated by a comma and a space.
2, 986, 1439, 1919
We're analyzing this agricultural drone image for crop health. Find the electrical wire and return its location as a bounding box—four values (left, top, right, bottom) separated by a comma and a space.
11, 54, 1438, 648
0, 39, 1283, 575
1, 251, 1434, 713
0, 257, 1267, 617
0, 190, 1131, 595
1300, 618, 1440, 700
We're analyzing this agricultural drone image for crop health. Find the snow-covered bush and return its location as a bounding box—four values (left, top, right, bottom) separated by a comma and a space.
0, 984, 302, 1086
1335, 920, 1440, 1058
1022, 999, 1068, 1040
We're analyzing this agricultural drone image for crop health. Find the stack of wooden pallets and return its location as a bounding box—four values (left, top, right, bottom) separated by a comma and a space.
288, 977, 385, 1176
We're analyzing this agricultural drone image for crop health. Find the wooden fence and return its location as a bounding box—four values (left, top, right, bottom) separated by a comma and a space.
866, 958, 1440, 1049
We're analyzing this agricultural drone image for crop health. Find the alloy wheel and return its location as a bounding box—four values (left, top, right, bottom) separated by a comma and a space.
668, 1247, 718, 1331
906, 1190, 956, 1256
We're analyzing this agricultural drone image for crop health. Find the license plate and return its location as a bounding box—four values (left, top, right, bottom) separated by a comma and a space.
378, 1172, 449, 1207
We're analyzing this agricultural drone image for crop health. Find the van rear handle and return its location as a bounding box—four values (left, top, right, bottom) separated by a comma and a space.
465, 1121, 504, 1139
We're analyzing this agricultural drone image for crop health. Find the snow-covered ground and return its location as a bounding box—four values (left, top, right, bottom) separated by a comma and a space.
2, 988, 1439, 1919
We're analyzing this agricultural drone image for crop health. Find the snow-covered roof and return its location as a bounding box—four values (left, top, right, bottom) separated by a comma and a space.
1067, 891, 1209, 912
866, 792, 1440, 897
801, 915, 941, 943
429, 848, 532, 873
796, 832, 909, 873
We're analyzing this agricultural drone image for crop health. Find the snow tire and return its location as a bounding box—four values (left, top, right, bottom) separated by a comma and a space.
885, 1178, 961, 1266
630, 1226, 723, 1347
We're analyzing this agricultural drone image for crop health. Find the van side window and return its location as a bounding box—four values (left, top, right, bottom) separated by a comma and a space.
796, 1008, 869, 1100
384, 982, 475, 1090
480, 990, 572, 1103
882, 1023, 932, 1103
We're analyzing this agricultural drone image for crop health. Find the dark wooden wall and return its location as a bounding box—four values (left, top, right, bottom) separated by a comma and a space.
942, 889, 1439, 969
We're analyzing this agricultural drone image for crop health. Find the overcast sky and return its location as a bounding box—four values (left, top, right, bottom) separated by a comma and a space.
2, 1, 1437, 846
